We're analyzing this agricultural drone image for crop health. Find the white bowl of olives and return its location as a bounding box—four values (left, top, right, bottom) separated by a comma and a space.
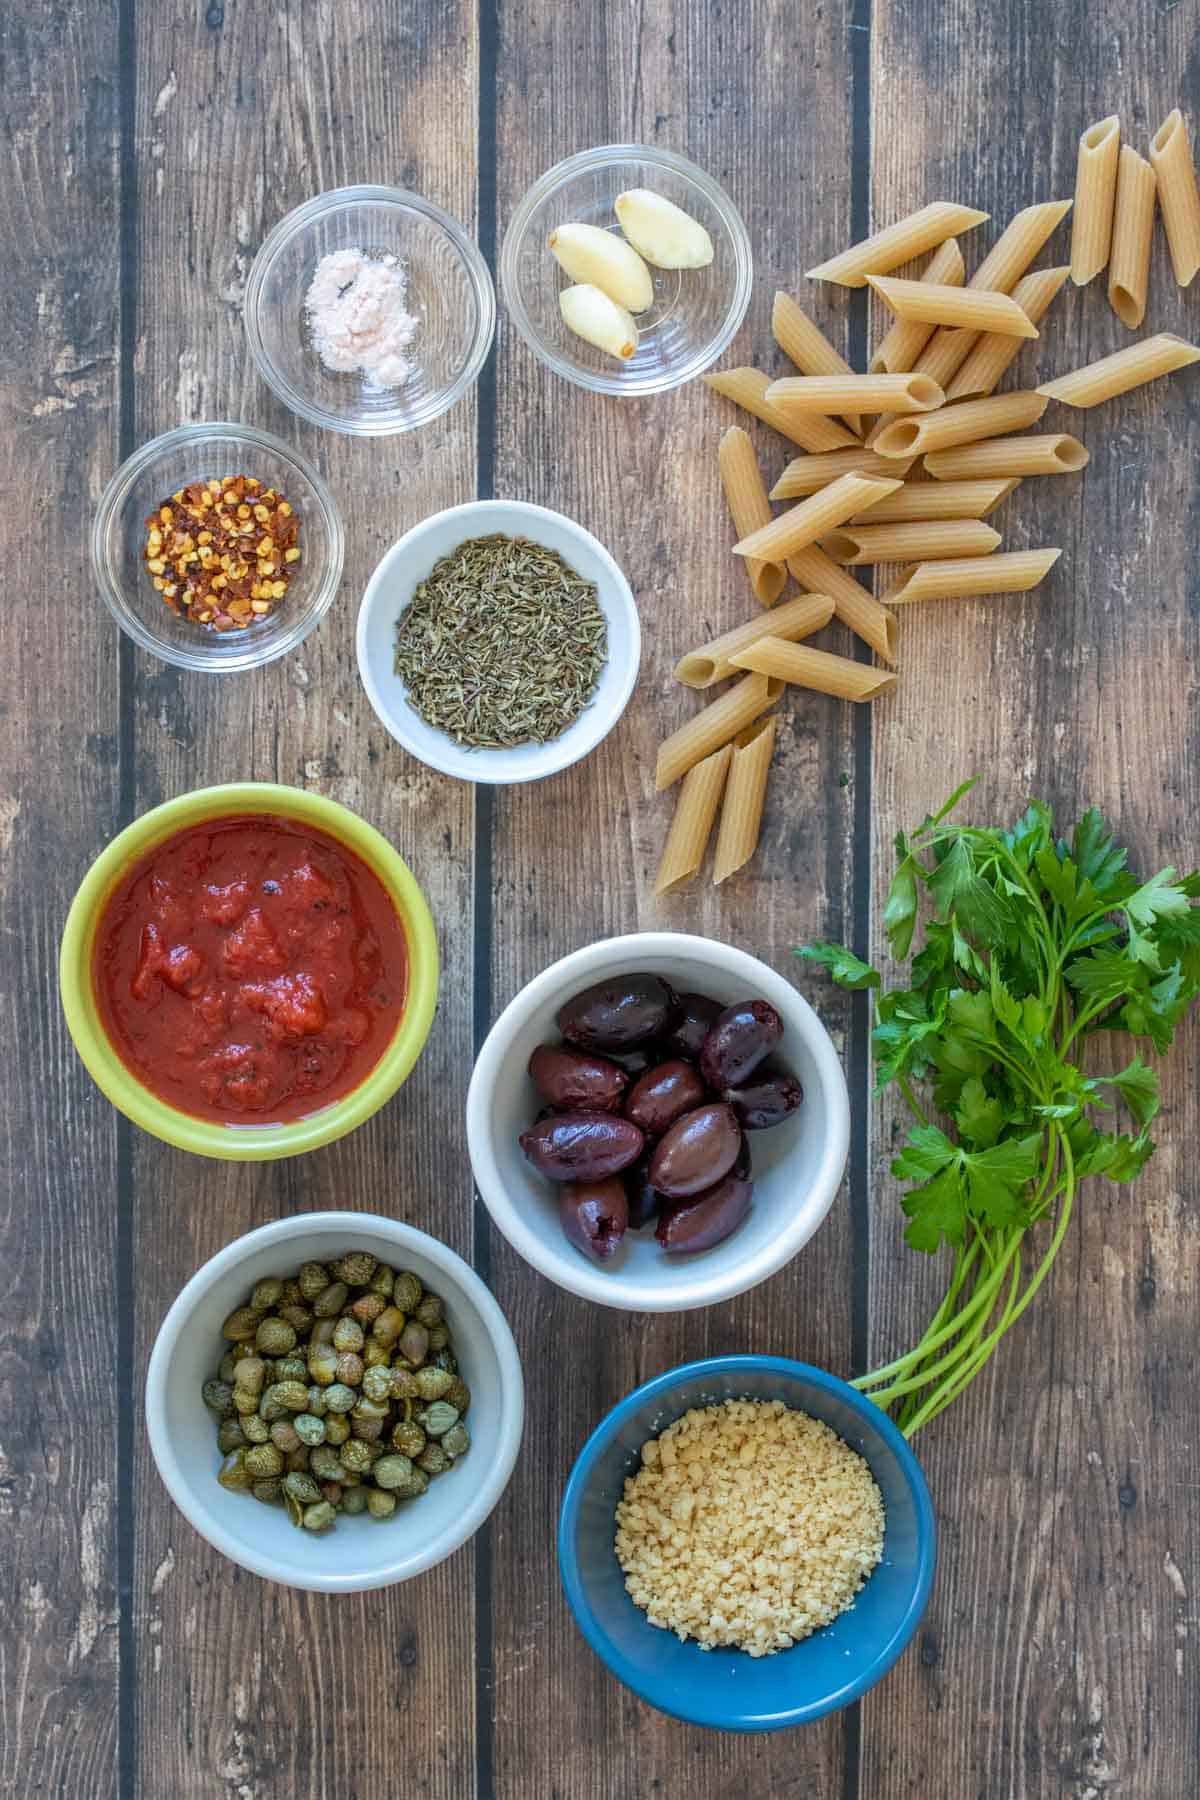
467, 933, 850, 1311
146, 1213, 524, 1591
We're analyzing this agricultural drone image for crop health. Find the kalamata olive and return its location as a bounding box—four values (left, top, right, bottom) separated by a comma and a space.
656, 1175, 753, 1253
560, 1179, 629, 1261
609, 1045, 662, 1077
622, 1154, 662, 1231
519, 1110, 645, 1182
733, 1133, 752, 1178
725, 1063, 804, 1130
624, 1059, 708, 1137
648, 1102, 742, 1199
662, 991, 723, 1061
528, 1043, 628, 1113
556, 974, 678, 1051
699, 999, 784, 1090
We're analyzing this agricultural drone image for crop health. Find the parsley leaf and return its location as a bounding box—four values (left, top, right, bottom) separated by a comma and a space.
794, 940, 879, 990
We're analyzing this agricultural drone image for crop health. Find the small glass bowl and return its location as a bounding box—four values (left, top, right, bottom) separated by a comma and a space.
91, 422, 344, 674
500, 145, 753, 396
244, 185, 496, 435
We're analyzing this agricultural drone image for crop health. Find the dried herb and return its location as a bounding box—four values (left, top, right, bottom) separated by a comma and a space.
393, 534, 608, 749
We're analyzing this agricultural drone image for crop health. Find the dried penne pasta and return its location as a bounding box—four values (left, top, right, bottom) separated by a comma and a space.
787, 545, 898, 665
1108, 146, 1156, 328
655, 672, 782, 790
881, 548, 1061, 605
772, 293, 861, 432
719, 427, 787, 606
675, 593, 834, 690
806, 201, 989, 288
1069, 116, 1121, 284
713, 718, 778, 885
771, 448, 915, 499
730, 638, 897, 702
1148, 109, 1200, 287
946, 267, 1070, 399
924, 435, 1088, 479
704, 368, 859, 452
821, 519, 1001, 566
870, 238, 966, 375
867, 275, 1039, 337
1036, 333, 1200, 407
654, 744, 734, 895
874, 389, 1048, 459
851, 478, 1019, 521
765, 372, 944, 414
733, 472, 903, 562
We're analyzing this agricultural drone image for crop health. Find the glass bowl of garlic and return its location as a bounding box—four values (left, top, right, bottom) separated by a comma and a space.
500, 145, 753, 396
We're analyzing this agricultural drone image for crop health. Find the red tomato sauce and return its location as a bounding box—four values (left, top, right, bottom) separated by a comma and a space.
93, 814, 408, 1124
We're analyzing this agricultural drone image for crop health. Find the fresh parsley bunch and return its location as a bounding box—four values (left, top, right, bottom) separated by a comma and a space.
799, 780, 1200, 1437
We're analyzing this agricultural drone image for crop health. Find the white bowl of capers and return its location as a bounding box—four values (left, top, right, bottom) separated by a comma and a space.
146, 1213, 524, 1591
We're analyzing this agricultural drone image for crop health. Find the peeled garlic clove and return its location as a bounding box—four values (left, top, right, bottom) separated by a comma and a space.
548, 222, 654, 313
559, 285, 638, 361
614, 189, 715, 269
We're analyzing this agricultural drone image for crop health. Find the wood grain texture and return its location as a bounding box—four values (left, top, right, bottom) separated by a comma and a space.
0, 6, 122, 1796
125, 4, 480, 1796
865, 5, 1200, 1797
489, 3, 862, 1794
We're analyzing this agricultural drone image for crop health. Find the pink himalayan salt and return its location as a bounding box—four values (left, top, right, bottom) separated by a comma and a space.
304, 248, 419, 388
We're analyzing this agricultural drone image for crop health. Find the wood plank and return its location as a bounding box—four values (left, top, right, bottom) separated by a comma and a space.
864, 10, 1200, 1796
126, 6, 480, 1795
0, 5, 122, 1795
489, 3, 862, 1791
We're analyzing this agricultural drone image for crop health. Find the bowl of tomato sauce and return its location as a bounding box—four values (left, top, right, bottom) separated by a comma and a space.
60, 784, 438, 1159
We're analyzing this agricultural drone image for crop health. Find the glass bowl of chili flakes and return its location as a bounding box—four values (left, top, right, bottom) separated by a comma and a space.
91, 421, 344, 674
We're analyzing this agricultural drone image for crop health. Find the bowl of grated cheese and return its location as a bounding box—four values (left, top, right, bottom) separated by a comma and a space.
244, 185, 496, 437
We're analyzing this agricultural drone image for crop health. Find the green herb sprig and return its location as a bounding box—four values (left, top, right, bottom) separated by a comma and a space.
798, 779, 1200, 1437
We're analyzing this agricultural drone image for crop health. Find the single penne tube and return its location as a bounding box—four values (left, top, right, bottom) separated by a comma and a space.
765, 371, 944, 414
1036, 333, 1200, 406
674, 592, 834, 689
1070, 116, 1121, 284
1149, 109, 1200, 287
1108, 146, 1156, 328
771, 448, 915, 498
771, 293, 861, 432
719, 427, 787, 606
924, 435, 1088, 479
866, 200, 1073, 441
867, 275, 1039, 337
704, 368, 859, 452
654, 743, 734, 896
874, 389, 1048, 459
787, 545, 898, 665
655, 671, 782, 790
881, 548, 1061, 605
870, 238, 966, 375
730, 638, 897, 702
732, 472, 903, 561
851, 477, 1019, 521
713, 717, 778, 885
821, 519, 1001, 566
946, 266, 1070, 399
806, 201, 989, 287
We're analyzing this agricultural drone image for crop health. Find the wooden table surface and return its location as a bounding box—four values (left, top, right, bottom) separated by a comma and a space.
4, 2, 1198, 1796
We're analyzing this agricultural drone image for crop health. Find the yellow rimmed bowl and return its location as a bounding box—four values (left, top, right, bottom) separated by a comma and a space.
59, 783, 438, 1160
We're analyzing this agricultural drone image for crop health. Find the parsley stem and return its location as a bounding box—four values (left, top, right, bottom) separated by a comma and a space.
897, 1074, 929, 1125
853, 1231, 1018, 1397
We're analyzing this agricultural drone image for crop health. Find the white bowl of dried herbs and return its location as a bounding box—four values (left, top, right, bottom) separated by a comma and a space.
356, 499, 640, 783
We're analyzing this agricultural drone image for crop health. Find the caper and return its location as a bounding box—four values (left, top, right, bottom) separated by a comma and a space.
286, 1446, 310, 1473
251, 1478, 282, 1505
302, 1501, 337, 1532
312, 1281, 348, 1318
414, 1366, 453, 1401
341, 1486, 368, 1515
217, 1449, 251, 1491
244, 1443, 285, 1479
202, 1379, 235, 1417
321, 1482, 342, 1508
264, 1379, 308, 1414
390, 1367, 420, 1401
218, 1419, 247, 1454
221, 1306, 261, 1341
232, 1384, 261, 1416
391, 1421, 425, 1458
445, 1378, 471, 1416
307, 1344, 338, 1387
362, 1340, 390, 1370
241, 1414, 270, 1445
361, 1365, 392, 1405
372, 1453, 414, 1491
305, 1386, 328, 1419
431, 1349, 458, 1376
398, 1321, 429, 1367
279, 1279, 303, 1307
278, 1303, 313, 1333
255, 1317, 297, 1357
310, 1317, 337, 1347
414, 1294, 444, 1328
335, 1351, 364, 1387
371, 1305, 405, 1348
332, 1251, 377, 1286
442, 1423, 470, 1460
417, 1443, 450, 1476
218, 1352, 239, 1384
350, 1292, 387, 1327
418, 1402, 459, 1439
250, 1277, 285, 1312
324, 1413, 350, 1446
323, 1382, 356, 1415
339, 1439, 373, 1476
332, 1317, 365, 1354
392, 1271, 423, 1313
297, 1261, 330, 1301
285, 1492, 303, 1528
393, 1468, 429, 1501
309, 1445, 343, 1482
283, 1471, 321, 1505
270, 1420, 302, 1455
350, 1412, 385, 1443
233, 1356, 266, 1396
427, 1325, 450, 1352
294, 1413, 326, 1447
366, 1488, 397, 1520
369, 1264, 395, 1298
274, 1356, 309, 1384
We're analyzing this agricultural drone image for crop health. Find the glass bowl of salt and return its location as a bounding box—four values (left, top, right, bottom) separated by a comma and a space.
244, 185, 496, 437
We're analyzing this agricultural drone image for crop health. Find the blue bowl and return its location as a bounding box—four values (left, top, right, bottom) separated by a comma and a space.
558, 1354, 936, 1731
